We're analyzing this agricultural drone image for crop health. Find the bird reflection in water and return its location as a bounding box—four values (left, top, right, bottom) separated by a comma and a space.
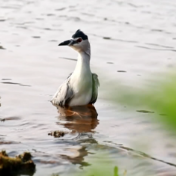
49, 104, 99, 137
48, 105, 99, 168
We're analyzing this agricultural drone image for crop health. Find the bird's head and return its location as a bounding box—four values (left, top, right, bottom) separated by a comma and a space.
58, 29, 90, 55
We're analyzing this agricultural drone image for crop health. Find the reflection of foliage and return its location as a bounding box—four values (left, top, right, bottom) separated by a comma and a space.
75, 154, 127, 176
76, 165, 127, 176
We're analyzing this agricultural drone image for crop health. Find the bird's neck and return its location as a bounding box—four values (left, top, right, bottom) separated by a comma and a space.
73, 51, 91, 76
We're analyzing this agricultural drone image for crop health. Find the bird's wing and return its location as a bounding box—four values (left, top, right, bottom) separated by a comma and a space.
67, 73, 72, 79
51, 78, 74, 107
89, 73, 100, 104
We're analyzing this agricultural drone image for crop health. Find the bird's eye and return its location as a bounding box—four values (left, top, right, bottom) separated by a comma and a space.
77, 38, 82, 43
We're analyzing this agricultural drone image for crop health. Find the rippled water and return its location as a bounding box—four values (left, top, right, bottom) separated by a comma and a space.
1, 0, 176, 175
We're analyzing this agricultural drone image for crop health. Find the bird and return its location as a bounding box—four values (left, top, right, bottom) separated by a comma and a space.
51, 29, 99, 107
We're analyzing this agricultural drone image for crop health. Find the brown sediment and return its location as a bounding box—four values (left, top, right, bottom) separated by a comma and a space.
48, 130, 70, 138
0, 151, 35, 175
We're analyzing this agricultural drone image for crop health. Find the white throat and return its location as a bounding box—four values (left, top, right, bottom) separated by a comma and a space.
73, 51, 91, 76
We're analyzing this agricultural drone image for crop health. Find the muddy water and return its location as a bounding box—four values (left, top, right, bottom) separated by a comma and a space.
1, 0, 176, 175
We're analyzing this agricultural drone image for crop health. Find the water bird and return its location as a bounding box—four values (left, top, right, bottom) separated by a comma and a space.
51, 29, 99, 107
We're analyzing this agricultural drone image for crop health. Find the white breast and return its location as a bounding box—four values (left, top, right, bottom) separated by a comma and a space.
69, 70, 92, 106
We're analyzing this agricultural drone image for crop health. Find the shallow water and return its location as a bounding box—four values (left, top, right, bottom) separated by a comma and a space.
1, 0, 176, 175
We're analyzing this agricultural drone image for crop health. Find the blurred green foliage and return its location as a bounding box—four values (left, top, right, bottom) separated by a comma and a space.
107, 73, 176, 132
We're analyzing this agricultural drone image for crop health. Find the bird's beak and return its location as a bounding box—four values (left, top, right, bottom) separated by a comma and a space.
58, 39, 75, 46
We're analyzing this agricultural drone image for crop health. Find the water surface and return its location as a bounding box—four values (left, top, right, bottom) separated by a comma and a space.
1, 0, 176, 175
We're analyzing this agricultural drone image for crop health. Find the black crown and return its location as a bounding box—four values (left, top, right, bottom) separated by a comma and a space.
72, 29, 88, 40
